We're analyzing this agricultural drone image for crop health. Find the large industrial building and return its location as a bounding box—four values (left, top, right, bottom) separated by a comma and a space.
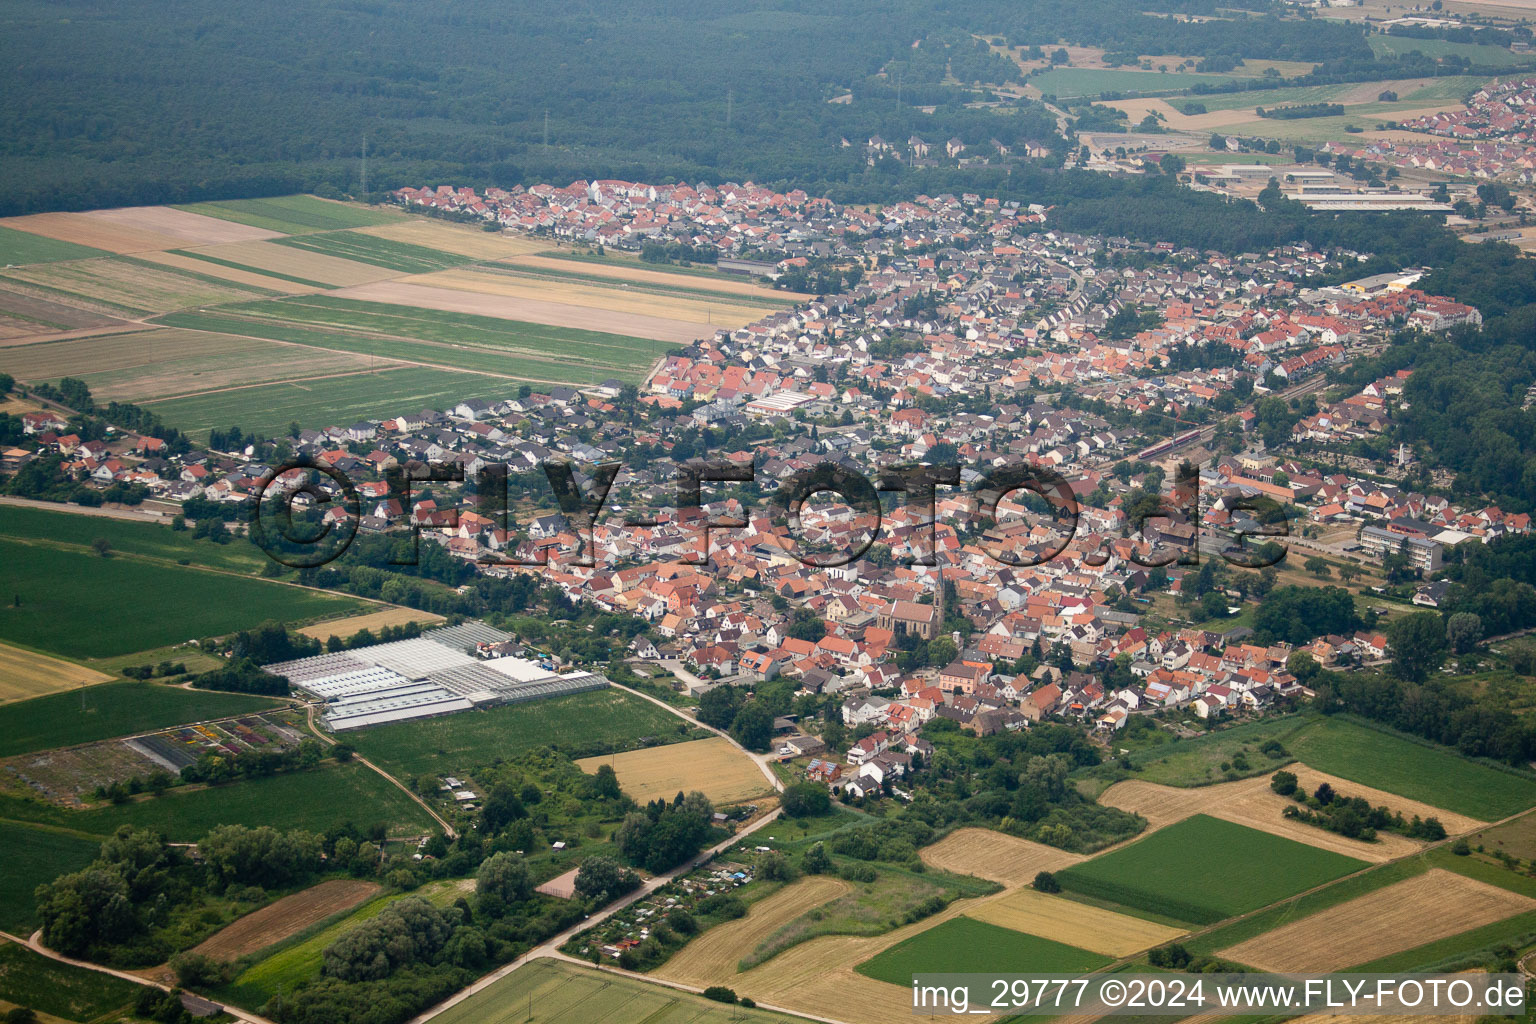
265, 621, 608, 731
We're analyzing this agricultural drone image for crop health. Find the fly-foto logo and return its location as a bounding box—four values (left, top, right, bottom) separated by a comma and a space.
250, 456, 1289, 571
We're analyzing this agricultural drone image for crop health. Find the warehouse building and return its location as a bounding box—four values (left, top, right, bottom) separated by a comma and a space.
264, 620, 609, 731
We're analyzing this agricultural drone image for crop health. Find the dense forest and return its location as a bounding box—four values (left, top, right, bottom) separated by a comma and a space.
2, 0, 1370, 215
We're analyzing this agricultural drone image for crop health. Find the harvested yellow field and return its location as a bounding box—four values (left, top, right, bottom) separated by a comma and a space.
656, 876, 851, 987
919, 828, 1085, 886
0, 642, 112, 704
0, 212, 186, 254
576, 736, 771, 806
966, 888, 1185, 957
185, 239, 398, 286
299, 607, 446, 641
135, 250, 319, 293
732, 897, 1009, 1024
0, 258, 268, 316
507, 253, 809, 302
1099, 765, 1476, 862
403, 266, 772, 326
75, 206, 283, 246
0, 329, 377, 403
333, 280, 711, 345
355, 220, 549, 260
1219, 869, 1535, 971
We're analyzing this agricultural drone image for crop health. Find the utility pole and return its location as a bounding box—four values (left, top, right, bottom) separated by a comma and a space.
360, 135, 368, 200
543, 110, 550, 147
726, 88, 733, 129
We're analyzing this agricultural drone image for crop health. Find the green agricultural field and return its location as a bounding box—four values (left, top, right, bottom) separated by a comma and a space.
1368, 35, 1523, 67
141, 364, 519, 439
0, 681, 281, 759
857, 918, 1112, 987
1289, 717, 1536, 821
0, 760, 434, 841
0, 941, 142, 1021
1082, 715, 1309, 792
271, 231, 472, 273
348, 687, 701, 778
0, 537, 359, 660
153, 300, 670, 385
0, 823, 103, 934
218, 890, 397, 1007
0, 256, 273, 317
1056, 815, 1367, 925
0, 504, 267, 573
432, 959, 807, 1024
1031, 67, 1254, 98
173, 195, 404, 234
0, 226, 108, 267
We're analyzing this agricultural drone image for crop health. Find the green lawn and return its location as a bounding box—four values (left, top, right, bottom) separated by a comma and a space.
1289, 717, 1536, 821
429, 959, 807, 1024
857, 918, 1112, 986
347, 688, 701, 779
0, 760, 434, 841
0, 537, 359, 659
173, 195, 404, 234
0, 227, 108, 267
0, 941, 142, 1021
0, 681, 280, 758
1055, 815, 1368, 925
0, 823, 103, 934
141, 364, 520, 440
270, 231, 471, 273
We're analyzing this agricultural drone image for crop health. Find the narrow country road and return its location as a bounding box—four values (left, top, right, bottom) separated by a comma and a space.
607, 679, 785, 795
301, 702, 457, 838
0, 494, 169, 523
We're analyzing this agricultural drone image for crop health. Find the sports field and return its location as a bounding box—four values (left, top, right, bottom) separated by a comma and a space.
0, 643, 112, 705
1218, 868, 1536, 971
174, 195, 405, 235
656, 876, 850, 987
1289, 717, 1536, 820
0, 823, 103, 933
347, 687, 700, 778
576, 736, 772, 805
965, 889, 1185, 957
433, 959, 808, 1024
0, 681, 280, 759
918, 827, 1085, 886
0, 941, 142, 1022
0, 536, 359, 659
193, 879, 381, 960
857, 917, 1112, 986
1054, 815, 1368, 925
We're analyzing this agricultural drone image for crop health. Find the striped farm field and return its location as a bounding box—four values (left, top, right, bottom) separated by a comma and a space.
0, 226, 109, 266
0, 212, 193, 254
141, 365, 518, 439
174, 195, 405, 235
271, 230, 472, 273
965, 888, 1185, 957
0, 643, 112, 705
0, 256, 277, 316
0, 328, 381, 404
507, 252, 805, 303
192, 879, 381, 961
1055, 815, 1368, 925
1217, 868, 1536, 971
655, 876, 851, 987
355, 219, 550, 260
577, 736, 772, 806
919, 827, 1085, 886
134, 249, 321, 293
179, 239, 398, 286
